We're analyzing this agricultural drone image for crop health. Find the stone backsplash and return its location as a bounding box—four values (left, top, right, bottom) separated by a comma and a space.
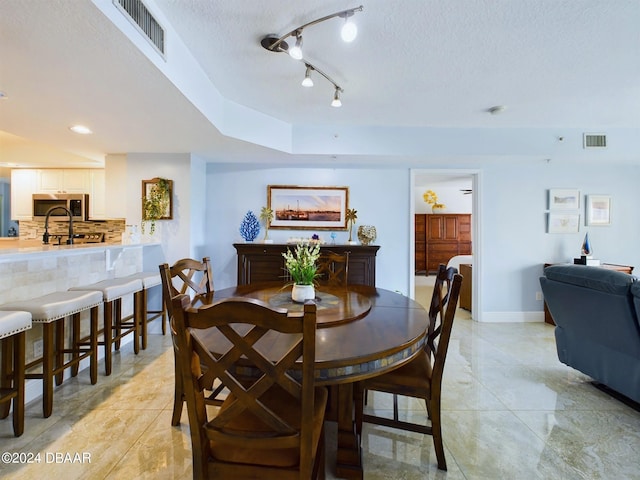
18, 218, 126, 243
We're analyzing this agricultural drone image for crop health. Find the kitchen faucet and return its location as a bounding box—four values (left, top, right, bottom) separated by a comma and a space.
42, 206, 74, 245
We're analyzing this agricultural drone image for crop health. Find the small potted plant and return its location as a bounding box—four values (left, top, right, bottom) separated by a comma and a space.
282, 242, 321, 302
260, 206, 274, 243
346, 208, 358, 244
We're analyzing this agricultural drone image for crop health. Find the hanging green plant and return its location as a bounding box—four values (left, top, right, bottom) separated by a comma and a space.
141, 177, 173, 235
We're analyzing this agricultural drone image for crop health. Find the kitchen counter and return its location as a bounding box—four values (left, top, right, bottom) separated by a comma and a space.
0, 240, 160, 260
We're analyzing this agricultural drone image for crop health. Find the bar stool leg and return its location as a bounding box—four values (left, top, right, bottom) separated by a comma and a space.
13, 332, 25, 436
133, 293, 141, 354
55, 319, 64, 386
42, 323, 54, 418
89, 306, 98, 384
114, 298, 122, 350
0, 337, 11, 419
104, 301, 113, 376
138, 290, 148, 350
71, 313, 80, 377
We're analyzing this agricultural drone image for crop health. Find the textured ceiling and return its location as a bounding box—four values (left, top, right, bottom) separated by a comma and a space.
0, 0, 638, 166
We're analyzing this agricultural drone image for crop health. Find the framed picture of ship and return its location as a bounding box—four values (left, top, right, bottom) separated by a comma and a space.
267, 185, 349, 230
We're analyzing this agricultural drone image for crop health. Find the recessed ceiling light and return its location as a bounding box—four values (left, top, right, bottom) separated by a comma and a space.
69, 125, 93, 134
0, 91, 8, 100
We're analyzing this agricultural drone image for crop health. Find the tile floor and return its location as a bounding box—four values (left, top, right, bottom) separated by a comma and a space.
1, 278, 639, 479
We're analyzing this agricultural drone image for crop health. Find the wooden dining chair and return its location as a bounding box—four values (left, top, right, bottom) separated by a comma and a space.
316, 251, 349, 287
159, 257, 215, 426
354, 264, 462, 471
172, 295, 327, 480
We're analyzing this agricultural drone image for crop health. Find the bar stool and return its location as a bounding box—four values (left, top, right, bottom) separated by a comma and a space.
120, 272, 165, 350
0, 311, 32, 436
0, 291, 101, 418
70, 278, 143, 376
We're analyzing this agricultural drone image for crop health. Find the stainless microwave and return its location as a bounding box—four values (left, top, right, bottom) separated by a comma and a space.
32, 194, 89, 221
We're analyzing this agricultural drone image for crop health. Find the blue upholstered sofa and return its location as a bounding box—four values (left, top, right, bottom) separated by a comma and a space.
540, 264, 640, 403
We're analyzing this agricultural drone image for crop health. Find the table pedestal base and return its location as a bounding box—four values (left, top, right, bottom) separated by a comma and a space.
335, 384, 363, 479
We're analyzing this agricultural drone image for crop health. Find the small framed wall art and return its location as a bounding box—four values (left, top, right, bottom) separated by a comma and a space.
585, 195, 611, 226
548, 213, 580, 234
548, 189, 580, 210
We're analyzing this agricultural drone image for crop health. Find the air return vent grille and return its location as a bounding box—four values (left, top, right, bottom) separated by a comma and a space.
583, 133, 607, 148
114, 0, 165, 56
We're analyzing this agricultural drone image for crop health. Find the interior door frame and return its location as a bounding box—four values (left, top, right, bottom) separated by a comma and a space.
409, 168, 482, 321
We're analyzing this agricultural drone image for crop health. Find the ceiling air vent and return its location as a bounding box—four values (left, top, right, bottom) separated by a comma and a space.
114, 0, 165, 57
583, 133, 607, 149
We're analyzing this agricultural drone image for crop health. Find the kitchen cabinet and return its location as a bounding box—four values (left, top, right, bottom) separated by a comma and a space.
10, 169, 37, 220
10, 168, 106, 221
88, 169, 106, 219
37, 169, 89, 193
415, 214, 472, 274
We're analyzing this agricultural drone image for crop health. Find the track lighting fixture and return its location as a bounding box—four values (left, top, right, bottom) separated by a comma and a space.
289, 32, 303, 60
302, 64, 314, 87
331, 87, 342, 108
261, 5, 363, 106
340, 13, 358, 42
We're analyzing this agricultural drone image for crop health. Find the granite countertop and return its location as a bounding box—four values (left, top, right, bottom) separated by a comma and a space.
0, 240, 160, 261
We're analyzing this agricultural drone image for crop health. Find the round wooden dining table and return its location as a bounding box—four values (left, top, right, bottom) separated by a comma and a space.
194, 283, 430, 480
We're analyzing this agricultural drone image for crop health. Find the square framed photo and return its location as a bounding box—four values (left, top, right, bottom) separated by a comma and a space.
267, 185, 349, 230
548, 189, 580, 210
548, 213, 580, 234
586, 195, 611, 226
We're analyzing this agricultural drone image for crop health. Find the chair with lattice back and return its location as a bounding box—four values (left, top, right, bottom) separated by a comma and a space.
159, 257, 215, 426
316, 251, 349, 287
354, 264, 462, 471
172, 295, 327, 480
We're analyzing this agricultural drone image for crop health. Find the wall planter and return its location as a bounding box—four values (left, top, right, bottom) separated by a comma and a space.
142, 177, 173, 235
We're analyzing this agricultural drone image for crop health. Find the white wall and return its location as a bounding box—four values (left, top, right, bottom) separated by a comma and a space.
105, 152, 203, 266
414, 184, 473, 214
203, 159, 640, 322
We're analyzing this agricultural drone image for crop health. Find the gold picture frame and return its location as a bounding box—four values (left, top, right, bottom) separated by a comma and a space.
267, 185, 349, 230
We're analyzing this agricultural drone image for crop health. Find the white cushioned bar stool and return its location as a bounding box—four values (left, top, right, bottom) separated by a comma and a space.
0, 311, 32, 436
0, 291, 101, 418
70, 278, 143, 376
121, 272, 165, 350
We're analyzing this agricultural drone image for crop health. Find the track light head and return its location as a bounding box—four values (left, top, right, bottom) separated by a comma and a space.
340, 14, 358, 42
331, 87, 342, 107
302, 65, 314, 87
289, 32, 303, 60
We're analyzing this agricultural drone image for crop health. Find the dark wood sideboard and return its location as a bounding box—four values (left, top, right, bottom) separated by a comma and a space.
542, 262, 634, 325
234, 243, 380, 287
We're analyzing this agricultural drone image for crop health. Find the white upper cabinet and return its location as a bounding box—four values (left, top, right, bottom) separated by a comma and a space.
11, 169, 38, 220
88, 169, 106, 219
11, 168, 107, 221
37, 169, 90, 193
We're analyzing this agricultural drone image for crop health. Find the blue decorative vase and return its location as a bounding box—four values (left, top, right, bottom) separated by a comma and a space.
581, 233, 592, 256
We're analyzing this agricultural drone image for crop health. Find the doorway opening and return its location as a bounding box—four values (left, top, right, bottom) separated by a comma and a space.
410, 169, 480, 320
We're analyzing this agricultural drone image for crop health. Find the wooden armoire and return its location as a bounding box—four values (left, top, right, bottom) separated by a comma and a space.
415, 214, 472, 274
